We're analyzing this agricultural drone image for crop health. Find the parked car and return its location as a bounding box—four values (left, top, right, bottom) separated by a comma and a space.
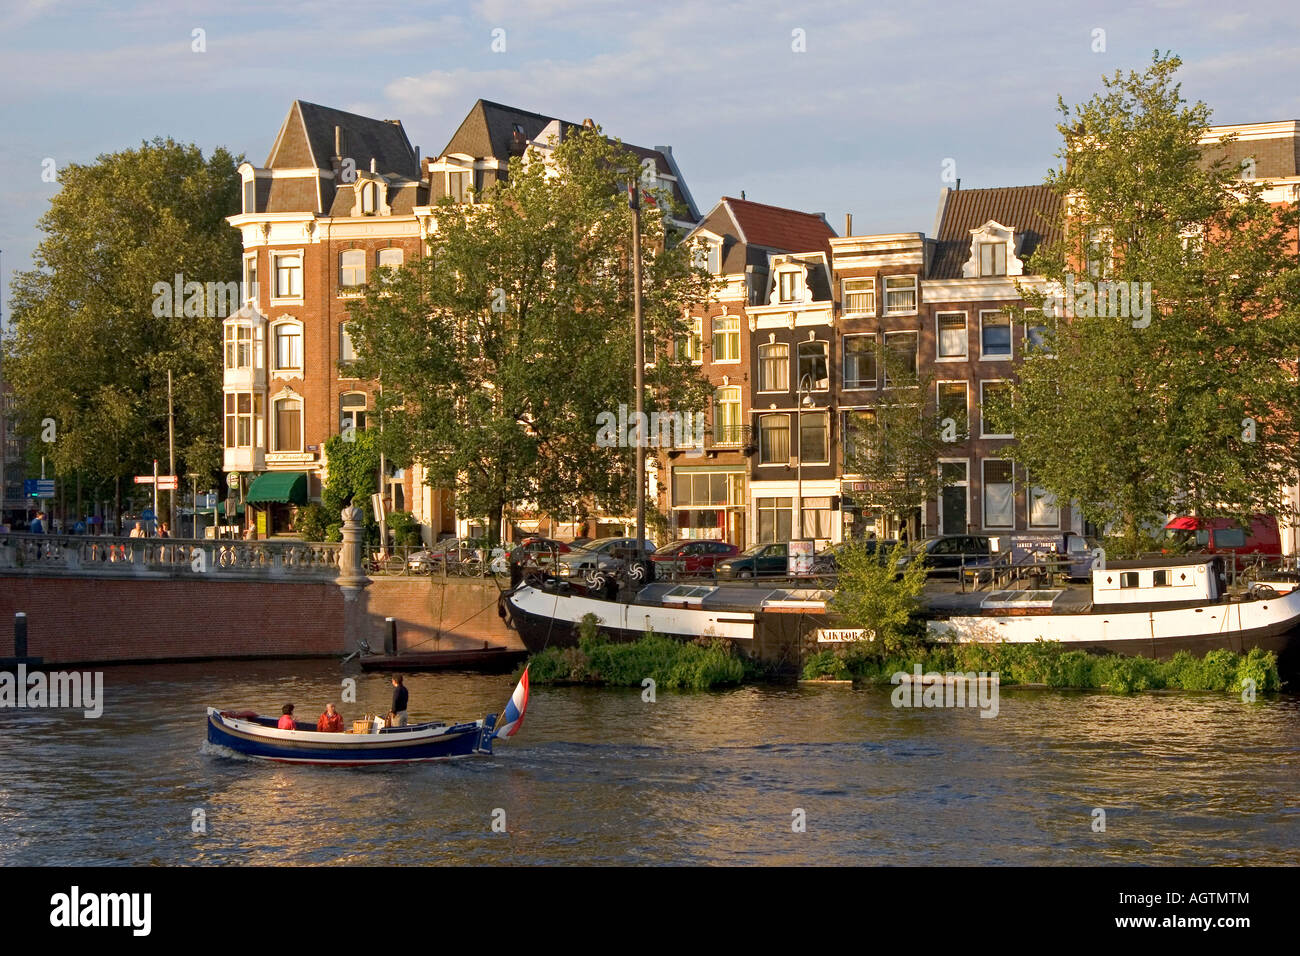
406, 537, 462, 574
509, 537, 572, 565
652, 540, 740, 576
555, 537, 658, 587
716, 542, 791, 579
812, 539, 899, 574
1164, 514, 1281, 557
897, 535, 992, 578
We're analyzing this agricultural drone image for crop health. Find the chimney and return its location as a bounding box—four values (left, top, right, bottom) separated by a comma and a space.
582, 118, 595, 128
955, 178, 961, 190
415, 145, 420, 168
370, 157, 377, 173
844, 213, 852, 237
334, 125, 345, 159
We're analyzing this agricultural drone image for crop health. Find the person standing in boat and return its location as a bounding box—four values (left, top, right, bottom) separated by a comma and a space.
316, 702, 343, 732
390, 676, 409, 727
277, 703, 297, 730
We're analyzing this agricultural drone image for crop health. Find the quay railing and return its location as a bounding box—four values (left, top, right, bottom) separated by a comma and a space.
0, 531, 341, 578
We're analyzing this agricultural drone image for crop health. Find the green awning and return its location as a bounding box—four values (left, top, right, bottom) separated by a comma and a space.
246, 471, 308, 505
216, 501, 245, 516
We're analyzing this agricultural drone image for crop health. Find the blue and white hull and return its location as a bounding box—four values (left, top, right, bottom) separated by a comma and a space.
205, 707, 496, 765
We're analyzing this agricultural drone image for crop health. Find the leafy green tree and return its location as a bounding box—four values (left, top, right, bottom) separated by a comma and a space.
4, 138, 242, 522
320, 430, 380, 542
346, 125, 714, 543
831, 540, 929, 654
1006, 52, 1300, 551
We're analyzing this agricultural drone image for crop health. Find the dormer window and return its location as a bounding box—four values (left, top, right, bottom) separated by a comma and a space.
243, 179, 256, 214
692, 240, 721, 275
979, 242, 1006, 276
448, 170, 470, 203
778, 270, 800, 303
361, 182, 376, 214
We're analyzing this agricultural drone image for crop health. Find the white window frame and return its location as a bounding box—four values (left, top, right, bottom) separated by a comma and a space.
882, 330, 918, 389
1027, 477, 1061, 529
979, 380, 1013, 439
339, 322, 360, 378
797, 339, 830, 392
982, 459, 1016, 530
377, 247, 404, 270
979, 242, 1007, 277
841, 333, 877, 390
339, 249, 366, 295
935, 311, 968, 361
711, 314, 740, 364
713, 386, 742, 447
777, 269, 801, 304
271, 392, 305, 453
883, 274, 918, 316
798, 409, 831, 465
271, 319, 304, 375
1022, 307, 1053, 356
271, 250, 304, 304
340, 391, 368, 433
841, 277, 876, 316
242, 253, 259, 306
979, 309, 1013, 361
758, 342, 789, 393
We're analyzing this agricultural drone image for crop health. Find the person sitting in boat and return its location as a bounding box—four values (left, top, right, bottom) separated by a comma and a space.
390, 675, 409, 727
316, 702, 343, 733
277, 703, 297, 730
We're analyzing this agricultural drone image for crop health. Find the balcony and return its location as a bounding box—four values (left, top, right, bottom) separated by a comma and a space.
708, 424, 753, 449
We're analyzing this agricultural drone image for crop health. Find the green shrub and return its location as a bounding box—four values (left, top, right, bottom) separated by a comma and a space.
386, 510, 421, 547
528, 625, 748, 690
293, 503, 328, 542
801, 649, 850, 681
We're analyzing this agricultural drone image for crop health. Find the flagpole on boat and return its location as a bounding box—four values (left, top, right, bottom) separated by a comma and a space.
630, 179, 646, 579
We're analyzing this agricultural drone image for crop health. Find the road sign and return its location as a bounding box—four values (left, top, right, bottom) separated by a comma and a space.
142, 509, 156, 521
227, 472, 240, 489
24, 479, 55, 498
157, 476, 179, 491
134, 475, 154, 484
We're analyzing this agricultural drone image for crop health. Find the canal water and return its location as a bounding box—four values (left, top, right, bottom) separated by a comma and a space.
1, 660, 1297, 865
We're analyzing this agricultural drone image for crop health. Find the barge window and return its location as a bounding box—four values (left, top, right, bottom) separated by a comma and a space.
1119, 572, 1140, 588
1153, 569, 1170, 587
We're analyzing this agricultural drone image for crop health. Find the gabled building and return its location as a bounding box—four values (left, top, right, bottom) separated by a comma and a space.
666, 197, 836, 545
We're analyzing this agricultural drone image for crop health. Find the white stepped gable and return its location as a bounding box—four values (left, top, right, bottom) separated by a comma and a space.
961, 220, 1025, 278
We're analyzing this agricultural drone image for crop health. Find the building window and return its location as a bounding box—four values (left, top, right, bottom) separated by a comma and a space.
759, 343, 789, 391
243, 179, 255, 214
273, 397, 303, 452
884, 275, 917, 315
674, 470, 745, 507
980, 311, 1012, 359
1086, 226, 1113, 279
883, 331, 918, 387
842, 334, 877, 389
937, 312, 967, 359
778, 270, 800, 303
759, 414, 790, 465
224, 392, 259, 448
842, 277, 875, 315
273, 253, 302, 300
713, 386, 742, 446
361, 182, 376, 214
1029, 482, 1059, 528
757, 497, 793, 544
979, 242, 1007, 276
937, 382, 968, 440
448, 169, 470, 203
224, 325, 253, 370
842, 410, 877, 467
693, 241, 721, 275
983, 460, 1014, 529
677, 316, 703, 363
339, 323, 358, 370
797, 341, 829, 391
799, 499, 835, 540
712, 314, 740, 362
799, 411, 829, 464
980, 381, 1013, 438
341, 392, 367, 432
243, 255, 259, 305
340, 249, 366, 291
273, 322, 302, 373
377, 248, 404, 270
1023, 309, 1052, 355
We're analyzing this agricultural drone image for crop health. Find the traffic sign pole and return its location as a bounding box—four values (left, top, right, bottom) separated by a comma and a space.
153, 459, 159, 529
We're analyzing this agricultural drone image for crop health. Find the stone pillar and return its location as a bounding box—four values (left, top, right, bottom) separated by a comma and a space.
337, 504, 372, 652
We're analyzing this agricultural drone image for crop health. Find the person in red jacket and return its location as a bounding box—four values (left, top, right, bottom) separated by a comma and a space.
277, 703, 297, 730
316, 702, 343, 733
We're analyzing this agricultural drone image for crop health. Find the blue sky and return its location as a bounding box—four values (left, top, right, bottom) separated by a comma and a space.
3, 0, 1299, 325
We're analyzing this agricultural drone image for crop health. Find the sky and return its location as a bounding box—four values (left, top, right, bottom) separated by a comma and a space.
3, 0, 1299, 325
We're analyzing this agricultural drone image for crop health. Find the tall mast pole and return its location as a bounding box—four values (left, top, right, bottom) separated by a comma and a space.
167, 369, 176, 533
630, 181, 645, 573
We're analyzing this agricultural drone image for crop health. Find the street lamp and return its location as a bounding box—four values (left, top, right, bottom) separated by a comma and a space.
795, 373, 814, 541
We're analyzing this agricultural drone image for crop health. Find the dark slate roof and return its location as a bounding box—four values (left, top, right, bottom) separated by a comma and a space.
929, 184, 1063, 279
264, 176, 321, 214
436, 99, 698, 217
268, 100, 419, 179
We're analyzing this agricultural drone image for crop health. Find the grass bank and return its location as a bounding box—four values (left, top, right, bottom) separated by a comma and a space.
802, 642, 1282, 695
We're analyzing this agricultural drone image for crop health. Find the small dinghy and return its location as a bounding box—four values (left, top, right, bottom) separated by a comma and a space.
206, 668, 530, 766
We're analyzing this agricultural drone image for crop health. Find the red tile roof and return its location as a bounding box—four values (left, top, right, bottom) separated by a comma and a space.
721, 196, 836, 256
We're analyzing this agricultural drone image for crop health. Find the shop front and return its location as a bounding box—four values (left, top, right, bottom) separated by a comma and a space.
245, 470, 308, 537
671, 466, 746, 544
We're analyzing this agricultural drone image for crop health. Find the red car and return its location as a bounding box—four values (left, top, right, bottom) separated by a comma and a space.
651, 540, 740, 576
1163, 515, 1281, 557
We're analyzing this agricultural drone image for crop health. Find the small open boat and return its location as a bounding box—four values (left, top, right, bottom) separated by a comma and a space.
206, 668, 531, 766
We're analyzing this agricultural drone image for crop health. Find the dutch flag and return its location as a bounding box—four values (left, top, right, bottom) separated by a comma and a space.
494, 665, 530, 739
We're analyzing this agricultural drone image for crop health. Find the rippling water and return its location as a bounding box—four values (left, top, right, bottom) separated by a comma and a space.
1, 660, 1297, 865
